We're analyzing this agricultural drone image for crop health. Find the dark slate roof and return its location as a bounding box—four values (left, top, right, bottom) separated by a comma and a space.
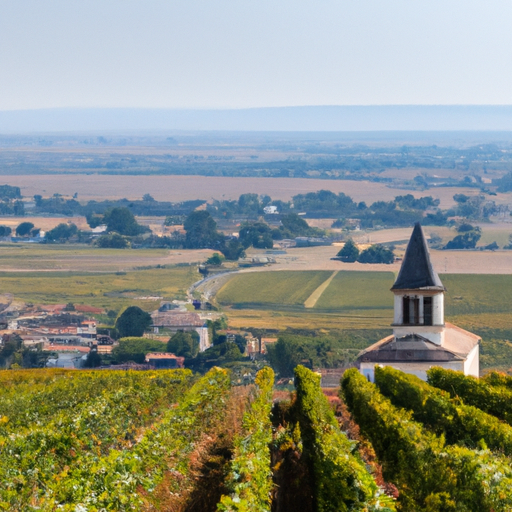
358, 334, 464, 363
391, 223, 445, 291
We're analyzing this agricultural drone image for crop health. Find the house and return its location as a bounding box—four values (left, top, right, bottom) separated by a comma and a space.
150, 311, 210, 351
145, 352, 185, 369
357, 223, 480, 382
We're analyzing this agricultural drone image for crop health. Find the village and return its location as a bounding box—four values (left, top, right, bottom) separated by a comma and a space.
0, 293, 280, 371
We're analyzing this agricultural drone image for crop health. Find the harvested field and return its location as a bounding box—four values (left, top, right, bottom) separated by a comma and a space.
0, 244, 215, 272
245, 244, 512, 274
0, 174, 487, 207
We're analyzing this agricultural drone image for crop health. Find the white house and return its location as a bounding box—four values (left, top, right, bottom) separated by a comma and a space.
358, 223, 480, 382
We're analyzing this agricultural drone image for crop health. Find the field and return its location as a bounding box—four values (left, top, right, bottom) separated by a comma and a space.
0, 265, 198, 312
215, 270, 512, 370
216, 270, 332, 308
0, 174, 492, 207
0, 244, 215, 271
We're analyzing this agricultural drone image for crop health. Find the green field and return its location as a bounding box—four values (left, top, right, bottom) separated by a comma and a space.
0, 265, 198, 312
314, 271, 394, 311
216, 270, 332, 307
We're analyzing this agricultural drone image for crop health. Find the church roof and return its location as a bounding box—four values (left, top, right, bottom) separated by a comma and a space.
357, 323, 480, 363
391, 222, 445, 291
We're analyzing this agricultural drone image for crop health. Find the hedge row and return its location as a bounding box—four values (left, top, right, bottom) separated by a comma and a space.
375, 366, 512, 454
218, 367, 275, 512
428, 367, 512, 424
294, 365, 396, 512
341, 368, 512, 511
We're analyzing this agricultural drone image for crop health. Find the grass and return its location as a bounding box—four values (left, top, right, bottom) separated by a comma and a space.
313, 271, 395, 311
443, 274, 512, 316
0, 266, 198, 312
216, 271, 332, 308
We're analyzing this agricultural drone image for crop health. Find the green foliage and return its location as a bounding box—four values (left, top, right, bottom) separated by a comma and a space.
428, 367, 512, 424
444, 230, 481, 249
375, 366, 512, 455
115, 306, 152, 338
266, 331, 389, 377
357, 244, 394, 264
336, 239, 359, 262
279, 213, 322, 238
0, 225, 11, 237
184, 210, 224, 249
294, 365, 394, 512
342, 368, 512, 511
221, 239, 246, 260
217, 270, 332, 307
45, 223, 78, 242
218, 367, 275, 512
239, 222, 274, 249
167, 330, 199, 358
96, 232, 130, 248
103, 206, 146, 236
206, 252, 226, 265
15, 221, 34, 236
111, 337, 165, 363
0, 368, 196, 510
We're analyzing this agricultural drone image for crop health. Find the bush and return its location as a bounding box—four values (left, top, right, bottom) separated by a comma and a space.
336, 239, 359, 262
342, 368, 512, 511
357, 244, 394, 264
96, 233, 129, 248
295, 366, 395, 512
375, 366, 512, 455
428, 367, 512, 424
112, 337, 165, 364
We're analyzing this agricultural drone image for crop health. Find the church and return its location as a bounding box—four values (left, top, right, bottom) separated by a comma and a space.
357, 222, 480, 382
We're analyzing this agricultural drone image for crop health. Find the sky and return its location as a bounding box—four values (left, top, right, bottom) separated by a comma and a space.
1, 0, 512, 111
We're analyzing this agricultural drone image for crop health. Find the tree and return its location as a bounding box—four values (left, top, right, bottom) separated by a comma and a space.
167, 330, 199, 358
239, 222, 273, 249
183, 210, 224, 249
84, 350, 102, 368
103, 207, 144, 236
96, 233, 129, 248
357, 244, 394, 264
16, 222, 34, 236
444, 231, 481, 250
336, 239, 359, 262
45, 223, 78, 242
221, 239, 246, 261
0, 226, 11, 237
206, 252, 225, 265
115, 306, 152, 338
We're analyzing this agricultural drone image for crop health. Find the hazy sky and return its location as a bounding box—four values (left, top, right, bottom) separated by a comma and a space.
1, 0, 512, 110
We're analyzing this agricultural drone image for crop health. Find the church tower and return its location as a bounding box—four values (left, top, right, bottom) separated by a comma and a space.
391, 222, 446, 345
357, 222, 480, 382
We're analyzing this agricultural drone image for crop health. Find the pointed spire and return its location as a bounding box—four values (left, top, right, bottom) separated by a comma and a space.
391, 223, 445, 290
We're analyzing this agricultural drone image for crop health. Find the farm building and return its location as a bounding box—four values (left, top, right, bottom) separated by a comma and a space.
145, 352, 185, 369
357, 222, 480, 382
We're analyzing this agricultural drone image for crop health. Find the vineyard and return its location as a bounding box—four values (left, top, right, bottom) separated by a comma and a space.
2, 366, 512, 511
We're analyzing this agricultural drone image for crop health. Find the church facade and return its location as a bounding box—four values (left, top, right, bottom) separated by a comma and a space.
357, 223, 480, 382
